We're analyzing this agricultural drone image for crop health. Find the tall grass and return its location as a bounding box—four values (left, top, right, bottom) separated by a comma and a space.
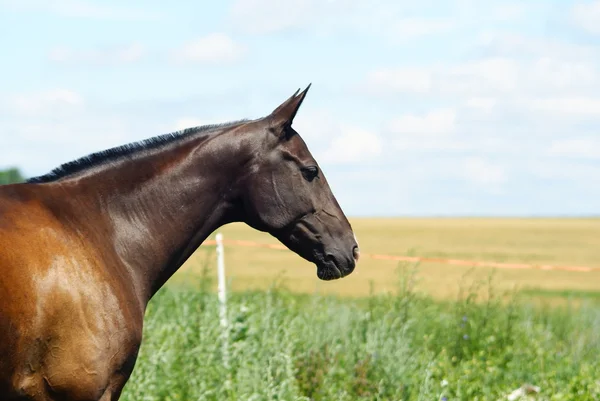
121, 264, 600, 400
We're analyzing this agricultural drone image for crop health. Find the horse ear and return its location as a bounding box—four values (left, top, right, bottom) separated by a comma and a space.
268, 84, 311, 132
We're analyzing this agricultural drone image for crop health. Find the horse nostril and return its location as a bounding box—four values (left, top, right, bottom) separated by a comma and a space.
352, 245, 360, 262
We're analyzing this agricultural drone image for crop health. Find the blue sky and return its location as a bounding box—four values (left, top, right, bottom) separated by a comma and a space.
1, 0, 599, 216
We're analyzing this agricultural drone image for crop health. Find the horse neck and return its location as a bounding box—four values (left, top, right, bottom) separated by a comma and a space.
52, 129, 249, 304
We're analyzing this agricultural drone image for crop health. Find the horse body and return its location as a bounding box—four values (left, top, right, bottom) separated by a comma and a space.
0, 186, 144, 400
0, 86, 359, 400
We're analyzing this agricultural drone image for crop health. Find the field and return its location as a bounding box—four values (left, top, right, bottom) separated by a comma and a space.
121, 218, 600, 400
121, 284, 600, 400
177, 218, 600, 301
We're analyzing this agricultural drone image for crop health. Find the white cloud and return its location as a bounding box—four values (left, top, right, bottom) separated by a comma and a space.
462, 157, 507, 192
530, 57, 597, 91
393, 138, 470, 153
363, 68, 432, 94
389, 109, 475, 153
572, 1, 600, 34
362, 57, 521, 97
465, 97, 497, 114
528, 159, 600, 182
389, 109, 456, 136
229, 0, 533, 41
526, 97, 600, 116
230, 0, 315, 34
490, 3, 528, 21
322, 125, 383, 164
230, 0, 455, 39
172, 34, 245, 64
445, 58, 520, 95
0, 92, 147, 176
0, 0, 161, 20
477, 32, 598, 61
5, 118, 126, 147
548, 138, 600, 159
363, 29, 600, 100
0, 115, 133, 176
48, 43, 145, 65
390, 17, 454, 38
362, 37, 600, 121
6, 89, 84, 116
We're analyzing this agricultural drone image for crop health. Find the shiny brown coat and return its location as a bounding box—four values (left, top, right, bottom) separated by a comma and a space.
0, 86, 359, 400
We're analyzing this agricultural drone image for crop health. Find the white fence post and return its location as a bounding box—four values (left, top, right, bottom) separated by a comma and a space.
215, 232, 229, 369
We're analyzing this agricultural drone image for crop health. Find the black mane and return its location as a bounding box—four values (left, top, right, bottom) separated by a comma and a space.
27, 120, 250, 184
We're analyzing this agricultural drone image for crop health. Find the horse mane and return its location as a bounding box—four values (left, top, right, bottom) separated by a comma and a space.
27, 119, 250, 184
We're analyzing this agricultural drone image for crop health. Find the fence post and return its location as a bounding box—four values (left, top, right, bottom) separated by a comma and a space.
215, 232, 229, 369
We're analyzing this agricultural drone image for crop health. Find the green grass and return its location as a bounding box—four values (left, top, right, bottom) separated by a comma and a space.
121, 266, 600, 401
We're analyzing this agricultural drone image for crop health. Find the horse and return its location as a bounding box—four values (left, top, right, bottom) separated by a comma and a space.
0, 85, 360, 400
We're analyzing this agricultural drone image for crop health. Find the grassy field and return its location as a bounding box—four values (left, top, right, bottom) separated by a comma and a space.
122, 283, 600, 400
176, 218, 600, 301
119, 218, 600, 400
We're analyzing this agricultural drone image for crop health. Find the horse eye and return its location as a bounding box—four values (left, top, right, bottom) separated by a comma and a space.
301, 166, 319, 182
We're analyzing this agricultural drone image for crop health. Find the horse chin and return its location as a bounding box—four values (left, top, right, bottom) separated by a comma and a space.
316, 263, 343, 281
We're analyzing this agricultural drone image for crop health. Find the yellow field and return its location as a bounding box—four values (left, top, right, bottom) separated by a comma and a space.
175, 218, 600, 300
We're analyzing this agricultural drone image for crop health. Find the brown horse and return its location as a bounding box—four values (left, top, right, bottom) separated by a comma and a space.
0, 85, 359, 400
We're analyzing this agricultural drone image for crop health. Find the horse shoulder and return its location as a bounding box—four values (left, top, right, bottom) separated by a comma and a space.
0, 189, 142, 400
